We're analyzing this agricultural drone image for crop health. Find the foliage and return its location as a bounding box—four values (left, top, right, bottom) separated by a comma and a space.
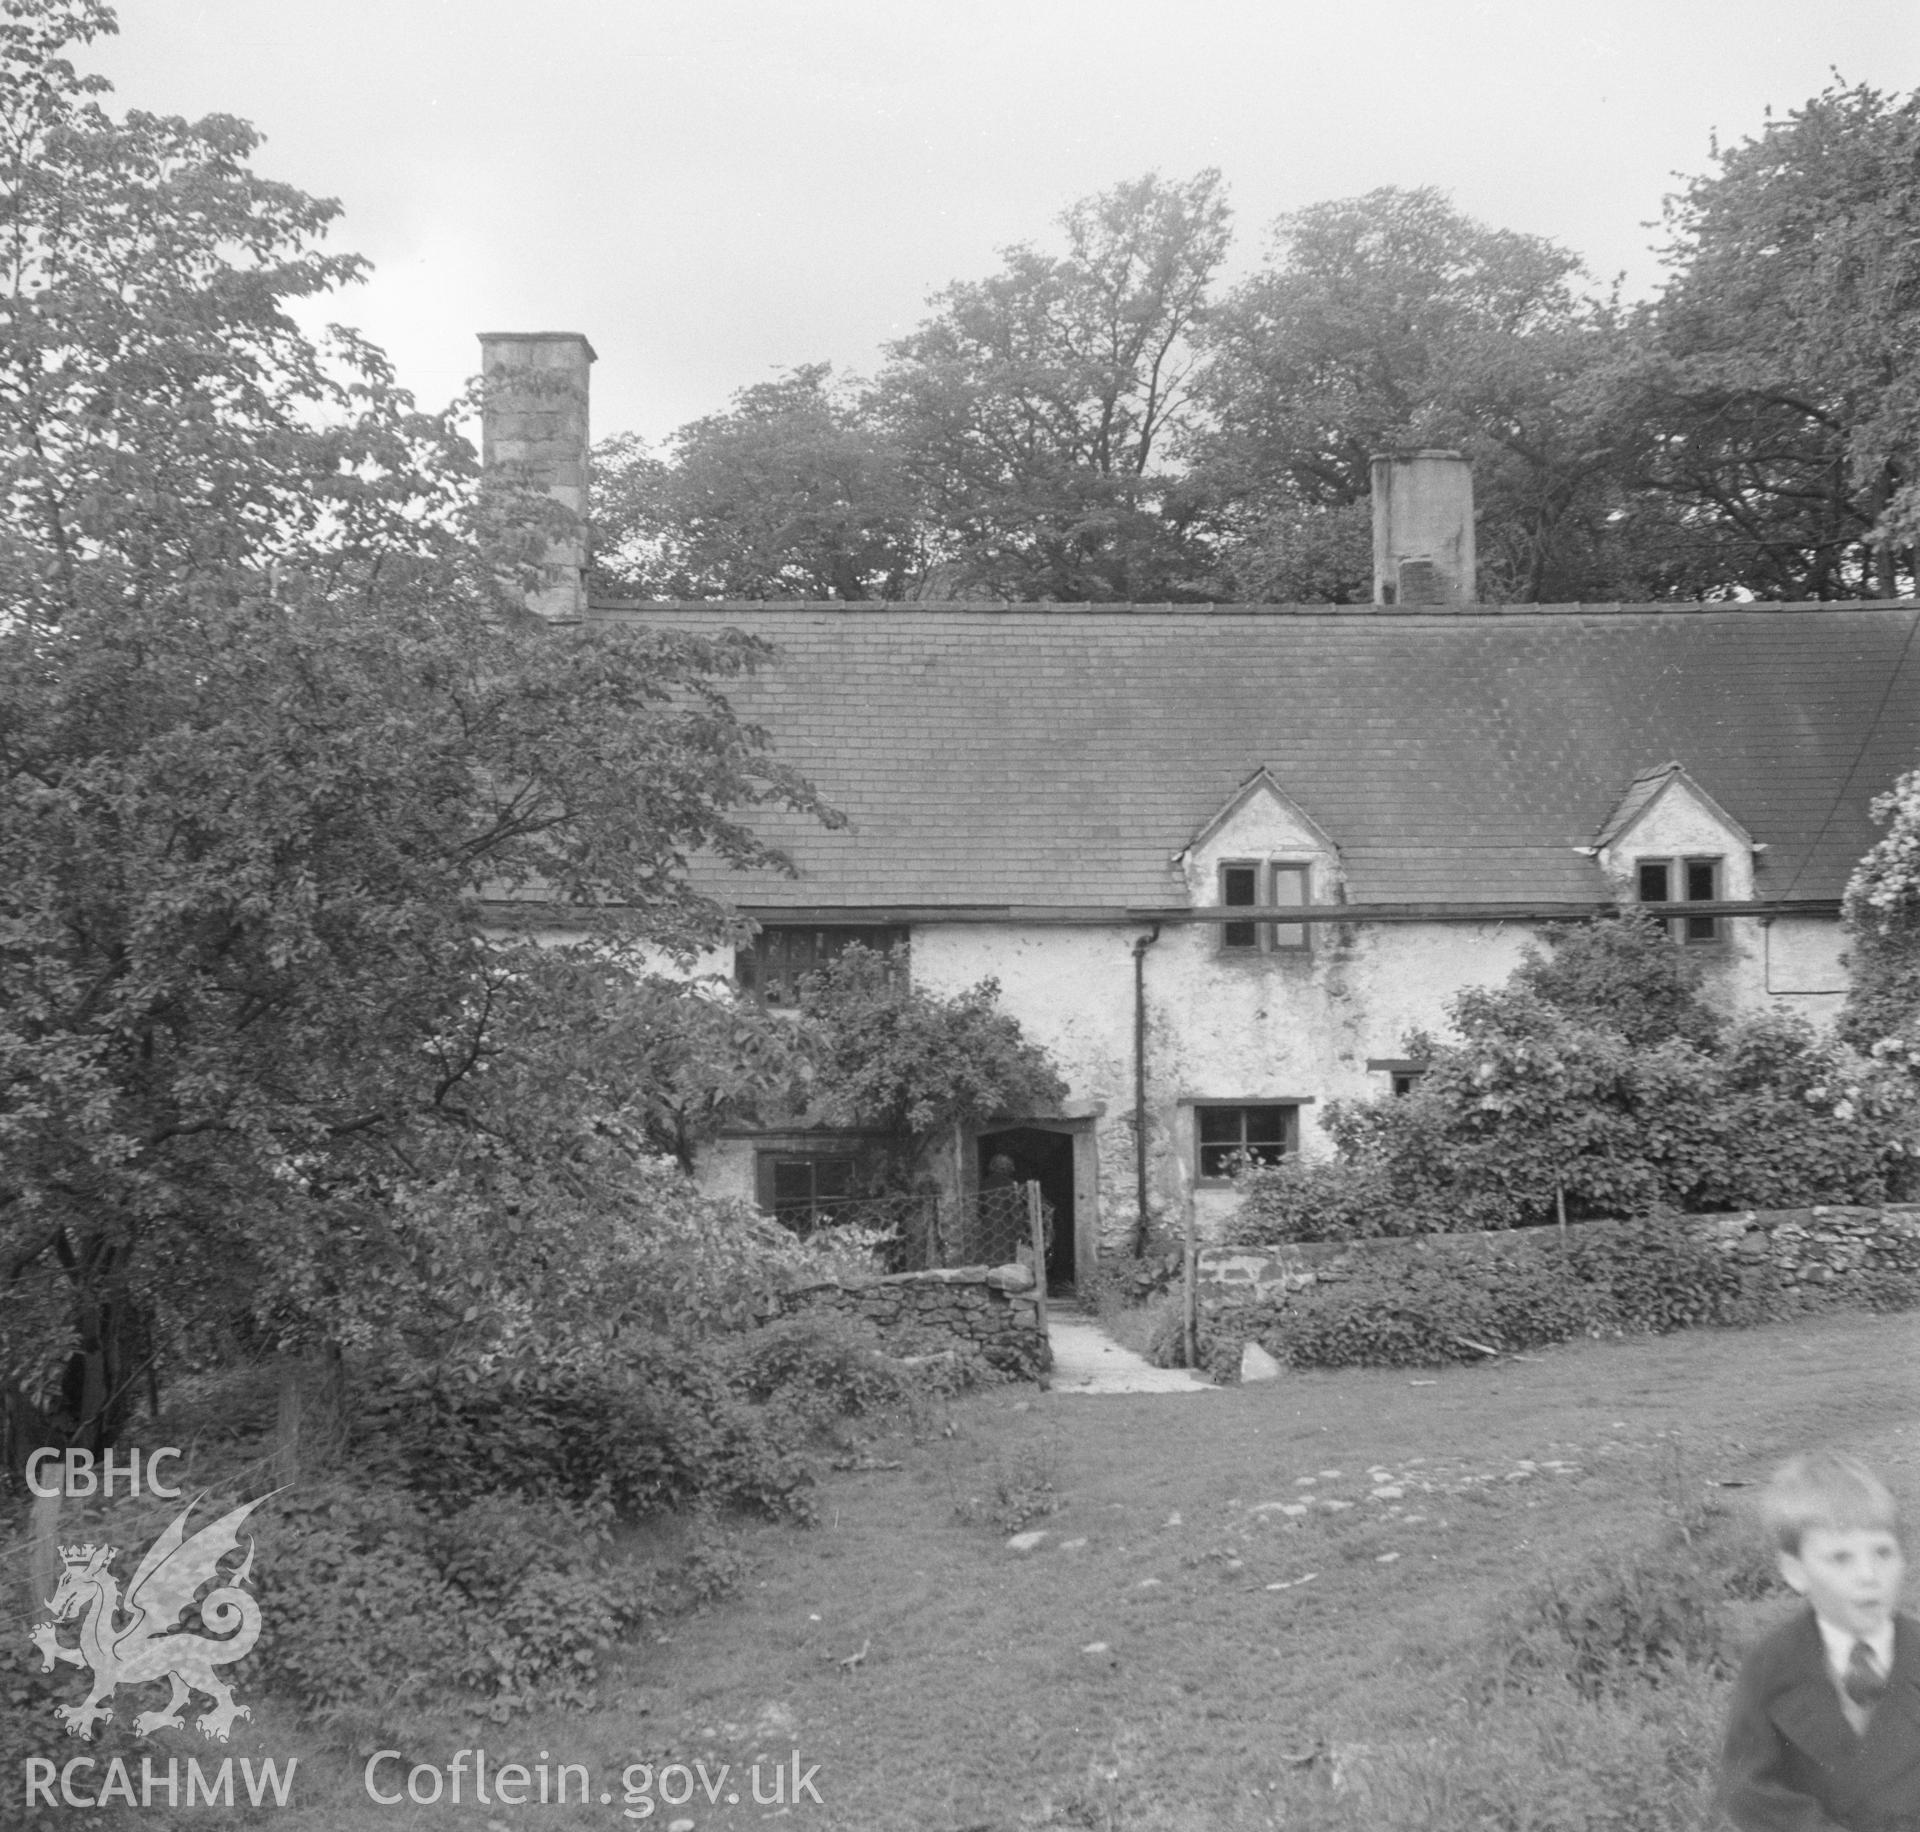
547, 972, 812, 1171
1194, 186, 1638, 604
797, 944, 1067, 1162
1513, 916, 1722, 1048
591, 366, 922, 601
726, 1312, 909, 1421
1609, 79, 1920, 598
1498, 1501, 1768, 1702
1255, 1251, 1608, 1371
253, 1484, 652, 1716
358, 1337, 816, 1524
0, 3, 835, 1455
1219, 1214, 1748, 1373
1222, 1156, 1431, 1246
1842, 766, 1920, 1069
875, 170, 1231, 601
1231, 921, 1916, 1245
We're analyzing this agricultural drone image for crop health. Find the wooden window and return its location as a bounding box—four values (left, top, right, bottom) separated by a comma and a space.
736, 925, 907, 1006
1194, 1104, 1298, 1181
1269, 863, 1309, 950
1218, 862, 1312, 953
1636, 857, 1721, 943
1221, 863, 1260, 950
754, 1151, 855, 1235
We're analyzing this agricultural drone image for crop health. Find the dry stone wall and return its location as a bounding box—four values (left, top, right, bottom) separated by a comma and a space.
780, 1264, 1048, 1380
1197, 1204, 1920, 1315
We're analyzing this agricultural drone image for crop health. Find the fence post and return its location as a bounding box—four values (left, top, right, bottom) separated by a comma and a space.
1025, 1180, 1049, 1346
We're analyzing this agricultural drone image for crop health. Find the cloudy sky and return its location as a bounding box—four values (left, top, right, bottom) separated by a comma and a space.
87, 0, 1920, 448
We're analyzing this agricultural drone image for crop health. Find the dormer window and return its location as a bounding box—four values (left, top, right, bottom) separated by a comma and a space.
1636, 856, 1721, 943
1218, 861, 1311, 953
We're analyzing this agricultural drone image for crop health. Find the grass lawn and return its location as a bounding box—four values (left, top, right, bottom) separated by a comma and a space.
18, 1307, 1920, 1830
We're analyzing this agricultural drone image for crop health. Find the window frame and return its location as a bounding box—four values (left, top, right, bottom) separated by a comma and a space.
736, 924, 909, 1006
1190, 1101, 1301, 1184
1634, 855, 1723, 944
1215, 860, 1314, 955
754, 1148, 857, 1236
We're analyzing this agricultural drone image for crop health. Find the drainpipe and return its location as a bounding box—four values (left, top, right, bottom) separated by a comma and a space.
1130, 923, 1161, 1258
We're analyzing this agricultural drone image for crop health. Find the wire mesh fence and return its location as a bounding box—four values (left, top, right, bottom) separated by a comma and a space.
780, 1182, 1052, 1276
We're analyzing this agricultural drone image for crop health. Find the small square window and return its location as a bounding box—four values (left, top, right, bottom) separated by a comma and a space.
755, 1151, 855, 1235
1217, 861, 1313, 954
1635, 857, 1722, 944
1194, 1104, 1298, 1180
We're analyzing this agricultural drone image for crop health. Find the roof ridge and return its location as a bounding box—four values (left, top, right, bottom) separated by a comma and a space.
588, 597, 1920, 619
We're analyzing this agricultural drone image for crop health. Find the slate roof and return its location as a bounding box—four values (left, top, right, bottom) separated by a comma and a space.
588, 600, 1920, 916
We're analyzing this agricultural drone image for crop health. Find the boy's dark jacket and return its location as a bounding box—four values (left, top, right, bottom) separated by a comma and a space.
1721, 1608, 1920, 1831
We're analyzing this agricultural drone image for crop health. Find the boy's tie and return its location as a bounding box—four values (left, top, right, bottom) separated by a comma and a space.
1845, 1640, 1888, 1707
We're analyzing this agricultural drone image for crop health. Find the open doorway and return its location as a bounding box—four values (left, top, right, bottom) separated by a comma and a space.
976, 1126, 1075, 1293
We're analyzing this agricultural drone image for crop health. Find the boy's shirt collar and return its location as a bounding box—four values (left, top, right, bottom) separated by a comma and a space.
1813, 1612, 1897, 1736
1813, 1613, 1896, 1677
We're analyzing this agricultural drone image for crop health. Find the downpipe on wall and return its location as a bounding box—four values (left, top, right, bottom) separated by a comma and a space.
1130, 923, 1161, 1259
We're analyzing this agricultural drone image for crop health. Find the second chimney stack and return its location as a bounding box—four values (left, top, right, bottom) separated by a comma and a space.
1371, 449, 1475, 606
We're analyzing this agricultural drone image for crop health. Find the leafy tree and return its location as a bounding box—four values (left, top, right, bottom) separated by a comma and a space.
0, 1, 830, 1456
1610, 80, 1920, 599
795, 946, 1066, 1188
1841, 767, 1920, 1068
1195, 187, 1636, 603
875, 170, 1230, 600
591, 365, 922, 601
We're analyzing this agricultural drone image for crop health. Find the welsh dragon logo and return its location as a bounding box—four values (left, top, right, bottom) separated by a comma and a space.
30, 1494, 271, 1742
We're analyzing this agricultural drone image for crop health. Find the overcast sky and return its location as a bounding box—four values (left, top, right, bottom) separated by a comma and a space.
87, 0, 1920, 449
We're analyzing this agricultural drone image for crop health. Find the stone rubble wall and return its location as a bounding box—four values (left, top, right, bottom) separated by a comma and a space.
1196, 1204, 1920, 1313
780, 1264, 1048, 1380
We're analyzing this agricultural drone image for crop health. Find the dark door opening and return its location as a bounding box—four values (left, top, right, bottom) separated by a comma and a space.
977, 1126, 1075, 1292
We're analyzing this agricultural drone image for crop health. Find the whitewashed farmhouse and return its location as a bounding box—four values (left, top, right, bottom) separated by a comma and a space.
481, 333, 1920, 1282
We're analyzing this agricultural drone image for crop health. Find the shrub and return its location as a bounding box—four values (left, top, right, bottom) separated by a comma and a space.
1514, 913, 1722, 1049
253, 1484, 651, 1715
1227, 1218, 1752, 1372
727, 1312, 909, 1421
1228, 923, 1917, 1247
1223, 1157, 1418, 1246
1563, 1212, 1746, 1333
1257, 1249, 1604, 1371
358, 1339, 815, 1522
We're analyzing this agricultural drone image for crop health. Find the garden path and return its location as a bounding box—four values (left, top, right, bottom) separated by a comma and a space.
1046, 1315, 1216, 1394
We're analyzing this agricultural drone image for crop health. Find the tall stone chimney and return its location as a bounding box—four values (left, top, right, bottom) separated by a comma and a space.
1370, 449, 1475, 605
479, 332, 596, 620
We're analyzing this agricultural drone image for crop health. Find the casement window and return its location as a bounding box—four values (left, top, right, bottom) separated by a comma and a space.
736, 925, 908, 1006
754, 1151, 855, 1235
1218, 861, 1311, 953
1635, 857, 1721, 943
1193, 1103, 1299, 1182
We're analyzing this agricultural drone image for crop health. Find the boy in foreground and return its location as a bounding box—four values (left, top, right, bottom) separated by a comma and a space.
1721, 1451, 1920, 1830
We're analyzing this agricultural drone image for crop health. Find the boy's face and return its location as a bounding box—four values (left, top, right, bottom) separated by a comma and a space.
1779, 1526, 1907, 1638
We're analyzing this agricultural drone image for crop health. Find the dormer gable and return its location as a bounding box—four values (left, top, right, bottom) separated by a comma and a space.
1173, 772, 1341, 951
1178, 770, 1340, 890
1590, 762, 1757, 937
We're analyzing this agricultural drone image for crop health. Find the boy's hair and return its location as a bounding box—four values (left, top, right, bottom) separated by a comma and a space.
1760, 1450, 1901, 1555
